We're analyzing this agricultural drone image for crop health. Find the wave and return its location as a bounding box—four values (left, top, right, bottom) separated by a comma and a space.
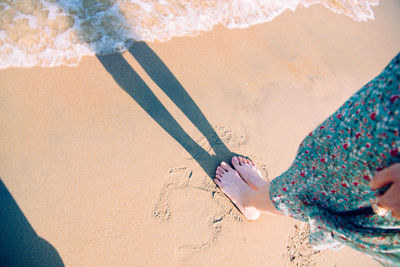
0, 0, 379, 68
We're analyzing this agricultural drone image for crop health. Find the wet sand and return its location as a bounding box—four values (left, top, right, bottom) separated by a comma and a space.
1, 0, 399, 265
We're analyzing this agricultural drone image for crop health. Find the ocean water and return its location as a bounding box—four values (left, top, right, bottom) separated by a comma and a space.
0, 0, 379, 69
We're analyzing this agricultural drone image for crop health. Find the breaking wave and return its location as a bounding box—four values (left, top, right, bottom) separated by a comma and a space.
0, 0, 379, 68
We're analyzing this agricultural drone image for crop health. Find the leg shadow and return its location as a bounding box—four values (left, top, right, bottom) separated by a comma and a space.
53, 0, 234, 177
97, 46, 235, 177
0, 179, 64, 267
128, 42, 231, 157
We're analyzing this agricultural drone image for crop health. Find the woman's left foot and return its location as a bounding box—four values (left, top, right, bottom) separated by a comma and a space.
214, 162, 260, 220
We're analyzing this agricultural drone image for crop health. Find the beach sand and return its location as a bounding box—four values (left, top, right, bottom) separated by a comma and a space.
1, 0, 400, 266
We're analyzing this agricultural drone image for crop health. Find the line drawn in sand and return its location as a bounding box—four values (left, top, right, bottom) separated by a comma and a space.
181, 125, 268, 180
152, 159, 270, 259
282, 222, 322, 267
152, 167, 244, 259
153, 126, 273, 260
182, 126, 247, 160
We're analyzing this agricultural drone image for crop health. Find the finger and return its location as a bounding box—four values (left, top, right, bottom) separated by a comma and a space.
370, 164, 400, 189
376, 192, 396, 211
391, 210, 400, 220
376, 182, 400, 212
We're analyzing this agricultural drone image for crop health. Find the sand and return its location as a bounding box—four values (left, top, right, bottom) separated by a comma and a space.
1, 0, 400, 266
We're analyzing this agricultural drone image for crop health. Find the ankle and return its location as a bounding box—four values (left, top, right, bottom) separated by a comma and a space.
247, 185, 281, 215
246, 186, 268, 209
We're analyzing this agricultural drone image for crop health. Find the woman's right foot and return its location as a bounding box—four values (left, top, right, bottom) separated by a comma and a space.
230, 156, 282, 216
214, 162, 260, 220
231, 156, 268, 190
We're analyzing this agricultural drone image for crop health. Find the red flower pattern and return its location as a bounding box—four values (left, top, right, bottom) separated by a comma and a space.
269, 54, 400, 265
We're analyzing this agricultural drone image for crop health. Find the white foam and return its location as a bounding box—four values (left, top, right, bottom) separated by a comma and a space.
0, 0, 379, 69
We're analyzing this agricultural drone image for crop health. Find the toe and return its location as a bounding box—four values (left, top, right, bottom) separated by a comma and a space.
214, 177, 221, 185
246, 158, 251, 165
221, 161, 233, 172
232, 156, 240, 169
217, 166, 226, 173
216, 169, 224, 176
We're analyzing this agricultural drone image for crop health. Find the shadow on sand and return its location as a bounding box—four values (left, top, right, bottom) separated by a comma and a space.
0, 179, 64, 267
97, 42, 236, 178
1, 3, 237, 266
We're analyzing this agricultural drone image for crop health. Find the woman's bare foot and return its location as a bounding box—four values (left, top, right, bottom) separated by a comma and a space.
214, 162, 260, 220
231, 156, 267, 190
214, 159, 283, 218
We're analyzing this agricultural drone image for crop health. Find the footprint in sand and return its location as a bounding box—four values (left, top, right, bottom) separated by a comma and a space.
152, 167, 193, 223
282, 222, 321, 267
152, 154, 272, 258
182, 126, 247, 159
152, 167, 245, 258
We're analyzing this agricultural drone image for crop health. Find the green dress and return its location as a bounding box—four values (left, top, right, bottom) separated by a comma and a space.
269, 53, 400, 265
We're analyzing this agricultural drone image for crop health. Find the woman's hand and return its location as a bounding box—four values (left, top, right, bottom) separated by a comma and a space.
370, 163, 400, 219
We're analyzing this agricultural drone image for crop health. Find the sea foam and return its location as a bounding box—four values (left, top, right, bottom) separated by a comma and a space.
0, 0, 379, 69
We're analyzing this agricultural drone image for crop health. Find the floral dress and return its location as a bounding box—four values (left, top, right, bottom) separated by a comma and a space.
269, 53, 400, 266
